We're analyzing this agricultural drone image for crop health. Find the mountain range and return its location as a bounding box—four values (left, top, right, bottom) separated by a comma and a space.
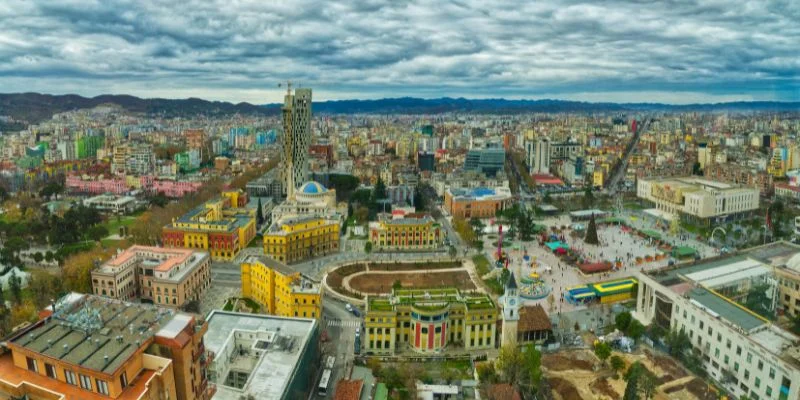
0, 92, 798, 125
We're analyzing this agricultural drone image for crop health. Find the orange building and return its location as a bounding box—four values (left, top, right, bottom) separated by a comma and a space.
0, 293, 213, 400
91, 246, 211, 309
443, 186, 513, 219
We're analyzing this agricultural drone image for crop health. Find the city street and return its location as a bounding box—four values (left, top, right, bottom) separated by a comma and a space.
320, 296, 361, 399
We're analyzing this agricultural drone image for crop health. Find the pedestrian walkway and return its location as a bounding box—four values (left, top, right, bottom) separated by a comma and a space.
325, 319, 362, 328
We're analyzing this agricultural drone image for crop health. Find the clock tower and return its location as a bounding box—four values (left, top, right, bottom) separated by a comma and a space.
501, 271, 520, 347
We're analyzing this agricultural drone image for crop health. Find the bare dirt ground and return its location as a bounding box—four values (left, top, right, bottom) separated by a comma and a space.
549, 377, 583, 400
543, 348, 707, 400
348, 270, 476, 293
590, 378, 619, 399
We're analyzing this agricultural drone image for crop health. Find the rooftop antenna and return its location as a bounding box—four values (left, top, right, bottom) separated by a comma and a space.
278, 81, 292, 95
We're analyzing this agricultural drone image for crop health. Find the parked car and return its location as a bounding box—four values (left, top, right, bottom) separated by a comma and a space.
345, 303, 353, 312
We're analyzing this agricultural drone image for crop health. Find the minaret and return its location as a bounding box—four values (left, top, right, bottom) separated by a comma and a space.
501, 271, 520, 347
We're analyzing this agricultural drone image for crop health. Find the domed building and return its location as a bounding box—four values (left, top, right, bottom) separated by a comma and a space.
271, 181, 343, 223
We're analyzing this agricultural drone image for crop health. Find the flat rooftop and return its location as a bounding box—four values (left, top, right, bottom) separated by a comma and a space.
10, 293, 186, 375
205, 311, 317, 400
689, 287, 766, 332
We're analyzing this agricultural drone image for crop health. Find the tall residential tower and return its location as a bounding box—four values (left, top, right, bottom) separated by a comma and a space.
281, 86, 312, 197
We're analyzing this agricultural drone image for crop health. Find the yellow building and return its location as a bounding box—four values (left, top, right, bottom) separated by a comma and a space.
368, 214, 443, 251
593, 170, 604, 187
365, 288, 497, 355
162, 190, 256, 261
262, 216, 340, 264
241, 255, 322, 319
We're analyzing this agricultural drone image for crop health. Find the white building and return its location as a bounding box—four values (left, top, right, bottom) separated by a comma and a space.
532, 138, 551, 174
637, 176, 759, 225
634, 245, 800, 400
83, 194, 137, 214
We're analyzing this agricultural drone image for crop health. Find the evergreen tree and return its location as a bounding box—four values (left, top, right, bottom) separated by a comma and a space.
623, 372, 640, 400
9, 271, 22, 305
372, 177, 387, 203
413, 185, 425, 211
585, 213, 600, 245
623, 362, 643, 400
256, 197, 265, 226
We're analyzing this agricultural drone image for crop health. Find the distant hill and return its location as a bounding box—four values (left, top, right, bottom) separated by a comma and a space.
262, 97, 800, 114
1, 93, 798, 125
0, 93, 276, 124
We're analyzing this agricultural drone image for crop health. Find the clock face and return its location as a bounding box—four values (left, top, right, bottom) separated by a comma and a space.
508, 299, 516, 306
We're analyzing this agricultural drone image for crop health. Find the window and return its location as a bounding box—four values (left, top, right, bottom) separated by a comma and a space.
769, 367, 775, 379
96, 379, 109, 395
65, 370, 77, 385
755, 377, 761, 388
45, 363, 56, 379
758, 360, 764, 371
766, 386, 773, 396
724, 355, 729, 364
747, 352, 752, 363
80, 374, 92, 390
736, 346, 742, 356
120, 372, 128, 388
26, 357, 38, 373
734, 362, 740, 372
745, 370, 750, 380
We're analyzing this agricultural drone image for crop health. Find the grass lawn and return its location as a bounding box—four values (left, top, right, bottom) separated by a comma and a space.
101, 215, 138, 236
101, 238, 123, 248
472, 254, 492, 276
247, 235, 263, 248
483, 276, 504, 295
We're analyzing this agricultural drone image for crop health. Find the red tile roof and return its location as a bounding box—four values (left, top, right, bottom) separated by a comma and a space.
334, 379, 364, 400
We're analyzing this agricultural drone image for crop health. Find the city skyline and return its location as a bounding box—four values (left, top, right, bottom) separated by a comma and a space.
0, 0, 798, 104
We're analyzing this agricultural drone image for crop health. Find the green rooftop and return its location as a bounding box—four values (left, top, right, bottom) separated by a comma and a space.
689, 287, 766, 332
367, 288, 496, 312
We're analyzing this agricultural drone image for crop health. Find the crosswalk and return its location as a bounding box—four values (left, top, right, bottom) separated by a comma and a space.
324, 319, 361, 328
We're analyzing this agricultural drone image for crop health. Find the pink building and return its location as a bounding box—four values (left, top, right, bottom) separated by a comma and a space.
66, 175, 202, 198
151, 180, 203, 197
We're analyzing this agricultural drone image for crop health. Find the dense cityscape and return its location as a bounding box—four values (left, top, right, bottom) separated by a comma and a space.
1, 1, 800, 400
0, 85, 798, 400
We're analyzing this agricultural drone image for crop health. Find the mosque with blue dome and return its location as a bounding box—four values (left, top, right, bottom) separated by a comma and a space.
271, 180, 345, 226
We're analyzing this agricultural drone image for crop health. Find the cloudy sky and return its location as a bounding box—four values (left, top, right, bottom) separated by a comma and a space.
0, 0, 798, 104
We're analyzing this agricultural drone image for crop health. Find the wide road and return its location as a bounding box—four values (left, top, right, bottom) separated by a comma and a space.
605, 118, 649, 196
319, 297, 361, 399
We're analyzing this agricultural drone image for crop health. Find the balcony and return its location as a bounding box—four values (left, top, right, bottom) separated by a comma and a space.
194, 343, 206, 362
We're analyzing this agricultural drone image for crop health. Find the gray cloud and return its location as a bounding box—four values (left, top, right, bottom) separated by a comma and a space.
0, 0, 797, 103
